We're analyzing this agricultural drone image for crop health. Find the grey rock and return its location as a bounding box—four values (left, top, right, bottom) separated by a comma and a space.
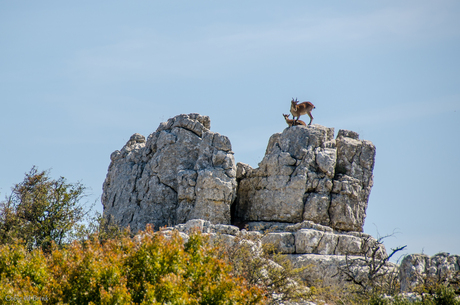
337, 129, 359, 140
289, 253, 397, 288
285, 220, 334, 233
102, 114, 236, 233
208, 233, 236, 248
211, 224, 240, 235
236, 162, 253, 179
293, 228, 384, 256
399, 253, 460, 292
200, 217, 384, 257
142, 219, 393, 293
262, 232, 296, 254
235, 126, 375, 232
184, 219, 210, 234
295, 229, 325, 254
235, 125, 333, 224
315, 147, 336, 178
303, 193, 331, 226
245, 222, 295, 232
104, 116, 376, 233
160, 230, 190, 243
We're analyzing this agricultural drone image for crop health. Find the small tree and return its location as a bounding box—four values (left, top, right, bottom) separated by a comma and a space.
337, 234, 406, 297
0, 166, 90, 251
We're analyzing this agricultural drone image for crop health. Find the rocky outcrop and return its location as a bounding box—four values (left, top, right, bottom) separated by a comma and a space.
102, 113, 237, 232
234, 126, 375, 232
103, 114, 375, 233
158, 219, 391, 289
399, 253, 460, 292
101, 113, 460, 296
102, 113, 383, 290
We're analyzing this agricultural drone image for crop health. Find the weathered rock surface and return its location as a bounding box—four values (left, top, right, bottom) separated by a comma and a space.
103, 115, 375, 233
102, 114, 460, 297
399, 252, 460, 292
159, 219, 391, 290
234, 125, 375, 232
289, 253, 398, 288
101, 114, 389, 292
102, 113, 237, 232
240, 220, 386, 257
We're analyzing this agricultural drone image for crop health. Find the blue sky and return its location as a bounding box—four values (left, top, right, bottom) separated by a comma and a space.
1, 1, 459, 260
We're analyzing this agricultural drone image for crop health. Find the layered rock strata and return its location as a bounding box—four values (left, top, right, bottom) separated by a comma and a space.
102, 113, 460, 294
235, 126, 375, 232
160, 219, 384, 257
159, 219, 391, 288
102, 114, 381, 289
102, 113, 237, 232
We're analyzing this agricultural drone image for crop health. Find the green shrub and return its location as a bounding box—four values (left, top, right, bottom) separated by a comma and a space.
0, 226, 265, 304
363, 285, 460, 305
0, 167, 90, 252
432, 285, 460, 305
212, 232, 311, 304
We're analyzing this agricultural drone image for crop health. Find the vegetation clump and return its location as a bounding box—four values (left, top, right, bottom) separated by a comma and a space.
0, 168, 265, 304
1, 168, 459, 304
0, 226, 265, 304
0, 167, 90, 252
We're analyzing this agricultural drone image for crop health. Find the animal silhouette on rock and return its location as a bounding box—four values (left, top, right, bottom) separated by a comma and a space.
290, 98, 315, 125
283, 114, 306, 127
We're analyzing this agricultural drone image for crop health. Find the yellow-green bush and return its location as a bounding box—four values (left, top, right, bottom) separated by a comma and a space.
0, 226, 265, 305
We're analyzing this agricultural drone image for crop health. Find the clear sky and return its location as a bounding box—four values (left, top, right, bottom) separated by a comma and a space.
1, 1, 459, 260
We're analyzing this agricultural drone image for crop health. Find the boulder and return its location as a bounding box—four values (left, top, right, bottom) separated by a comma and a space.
160, 219, 390, 291
234, 125, 375, 232
102, 113, 237, 232
399, 252, 460, 292
101, 114, 460, 296
289, 253, 397, 288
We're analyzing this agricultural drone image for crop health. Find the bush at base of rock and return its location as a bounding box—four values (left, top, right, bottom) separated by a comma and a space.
0, 226, 265, 305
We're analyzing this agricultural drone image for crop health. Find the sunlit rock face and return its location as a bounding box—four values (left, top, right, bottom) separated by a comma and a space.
101, 113, 385, 290
399, 253, 460, 292
234, 125, 375, 232
102, 114, 460, 294
102, 114, 376, 234
102, 113, 237, 232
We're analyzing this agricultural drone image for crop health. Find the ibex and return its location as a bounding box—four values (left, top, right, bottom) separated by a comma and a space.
290, 98, 315, 125
283, 114, 306, 127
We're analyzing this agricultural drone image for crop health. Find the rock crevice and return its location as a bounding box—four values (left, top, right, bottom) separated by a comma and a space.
103, 114, 375, 233
102, 113, 458, 294
101, 113, 382, 289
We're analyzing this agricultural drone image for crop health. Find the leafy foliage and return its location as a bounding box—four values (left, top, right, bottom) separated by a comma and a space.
368, 285, 460, 305
0, 167, 89, 251
0, 226, 265, 304
212, 232, 311, 304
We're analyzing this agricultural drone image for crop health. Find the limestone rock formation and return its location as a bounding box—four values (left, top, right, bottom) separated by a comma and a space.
103, 115, 375, 234
102, 113, 237, 232
100, 114, 401, 293
159, 219, 390, 289
101, 114, 460, 296
399, 252, 460, 292
234, 125, 375, 232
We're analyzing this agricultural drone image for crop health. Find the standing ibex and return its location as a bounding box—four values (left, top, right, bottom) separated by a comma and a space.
290, 98, 315, 125
283, 114, 306, 127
